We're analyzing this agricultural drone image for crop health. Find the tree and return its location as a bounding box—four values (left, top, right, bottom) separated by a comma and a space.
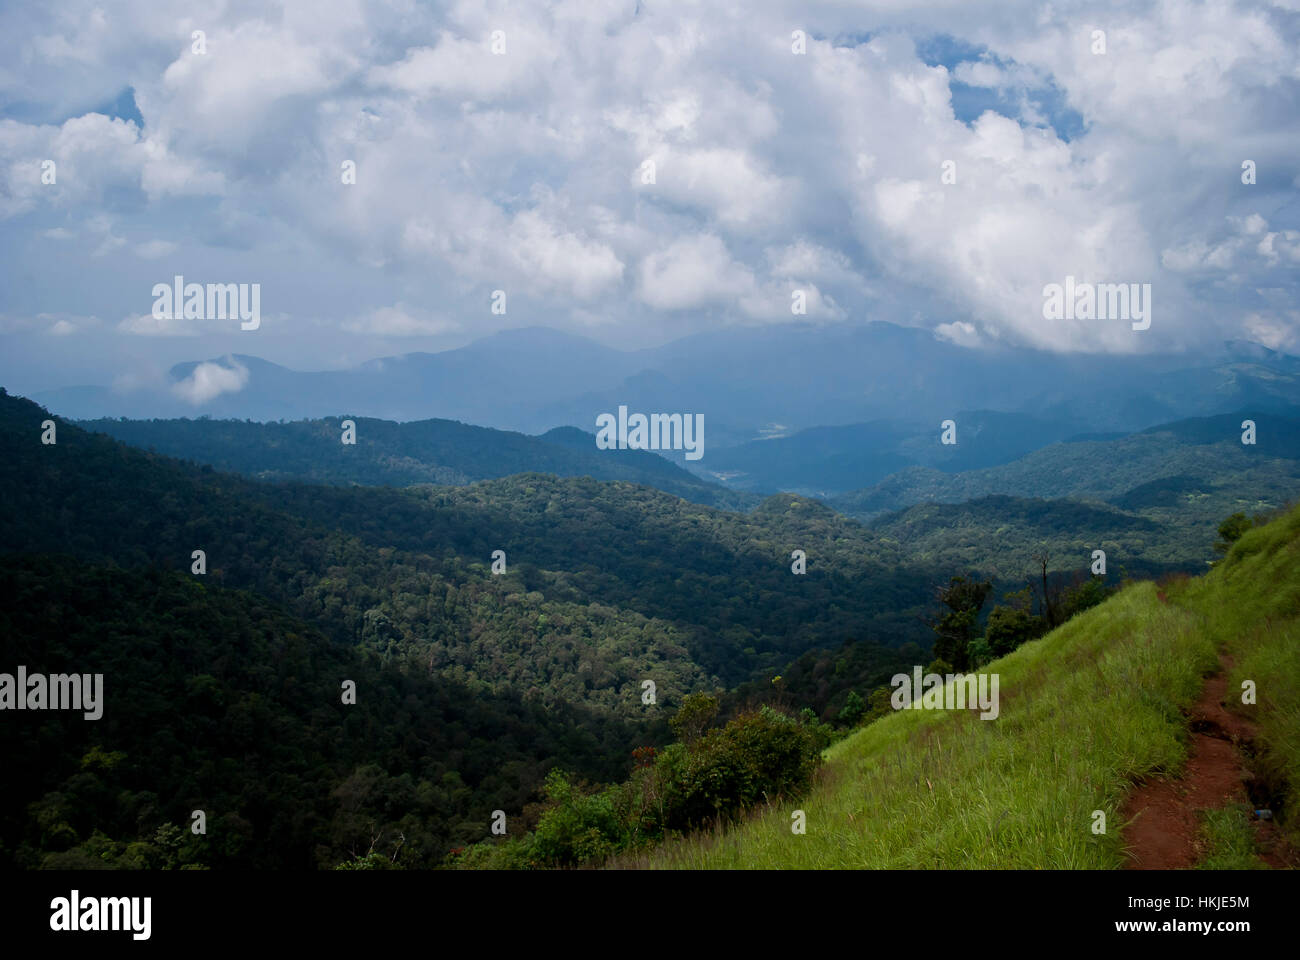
1061, 576, 1110, 620
669, 693, 719, 745
1214, 512, 1253, 554
928, 576, 992, 671
1029, 550, 1066, 629
985, 604, 1043, 656
965, 637, 994, 668
837, 690, 866, 727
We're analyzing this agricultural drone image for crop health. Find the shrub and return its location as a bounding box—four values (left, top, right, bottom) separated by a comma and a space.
836, 690, 866, 727
985, 605, 1044, 656
966, 637, 994, 668
1061, 577, 1110, 620
652, 707, 820, 831
528, 770, 626, 868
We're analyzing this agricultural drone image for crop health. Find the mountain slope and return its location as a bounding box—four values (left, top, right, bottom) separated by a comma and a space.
645, 501, 1300, 868
0, 556, 638, 869
34, 328, 640, 429
77, 414, 758, 510
697, 411, 1085, 496
866, 494, 1191, 577
830, 411, 1300, 522
0, 388, 936, 703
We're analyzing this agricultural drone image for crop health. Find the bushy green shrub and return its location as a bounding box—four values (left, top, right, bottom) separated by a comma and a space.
985, 605, 1044, 656
1061, 577, 1111, 620
836, 691, 866, 727
651, 707, 819, 831
966, 637, 994, 668
528, 770, 626, 867
453, 703, 823, 868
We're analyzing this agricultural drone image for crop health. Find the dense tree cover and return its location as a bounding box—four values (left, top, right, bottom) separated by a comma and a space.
3, 393, 941, 706
0, 557, 645, 870
728, 636, 926, 724
0, 390, 937, 867
830, 415, 1300, 546
78, 414, 758, 511
4, 386, 1264, 870
866, 494, 1225, 577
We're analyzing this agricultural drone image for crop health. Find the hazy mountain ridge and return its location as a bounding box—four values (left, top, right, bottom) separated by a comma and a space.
78, 413, 760, 511
830, 411, 1300, 521
694, 410, 1088, 496
33, 325, 1300, 445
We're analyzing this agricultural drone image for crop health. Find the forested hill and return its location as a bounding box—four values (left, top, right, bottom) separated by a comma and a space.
3, 389, 937, 686
829, 411, 1300, 521
1, 386, 953, 867
77, 413, 759, 511
0, 556, 639, 869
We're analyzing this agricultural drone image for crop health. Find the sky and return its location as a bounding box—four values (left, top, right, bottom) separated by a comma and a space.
1, 0, 1298, 397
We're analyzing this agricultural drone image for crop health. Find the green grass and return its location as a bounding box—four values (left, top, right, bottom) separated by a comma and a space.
1197, 805, 1265, 870
1180, 504, 1300, 854
641, 502, 1300, 869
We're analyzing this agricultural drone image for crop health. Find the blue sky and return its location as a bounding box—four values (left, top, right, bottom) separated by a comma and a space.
1, 0, 1298, 399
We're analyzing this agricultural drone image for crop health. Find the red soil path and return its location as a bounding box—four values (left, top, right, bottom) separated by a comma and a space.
1120, 654, 1287, 868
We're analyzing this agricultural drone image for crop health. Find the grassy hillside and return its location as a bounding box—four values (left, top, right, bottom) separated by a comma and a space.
1188, 507, 1300, 855
642, 501, 1300, 868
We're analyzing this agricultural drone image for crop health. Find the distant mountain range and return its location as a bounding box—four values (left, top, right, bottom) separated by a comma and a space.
694, 410, 1090, 496
78, 415, 759, 511
830, 411, 1300, 522
33, 324, 1300, 450
72, 401, 1300, 579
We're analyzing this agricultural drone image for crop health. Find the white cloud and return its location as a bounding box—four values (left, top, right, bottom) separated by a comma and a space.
0, 312, 98, 335
506, 209, 625, 300
134, 239, 177, 259
637, 234, 755, 311
935, 320, 981, 347
0, 0, 1296, 369
170, 357, 250, 404
367, 29, 549, 101
344, 304, 459, 336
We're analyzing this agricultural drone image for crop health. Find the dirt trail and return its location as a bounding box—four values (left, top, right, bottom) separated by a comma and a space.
1120, 653, 1284, 868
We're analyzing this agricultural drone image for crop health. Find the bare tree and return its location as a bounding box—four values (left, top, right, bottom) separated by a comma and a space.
1029, 550, 1062, 628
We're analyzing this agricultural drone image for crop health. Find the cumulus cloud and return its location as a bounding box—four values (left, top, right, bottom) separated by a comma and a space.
0, 0, 1296, 376
935, 320, 981, 347
637, 234, 756, 311
0, 312, 99, 336
170, 357, 250, 404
